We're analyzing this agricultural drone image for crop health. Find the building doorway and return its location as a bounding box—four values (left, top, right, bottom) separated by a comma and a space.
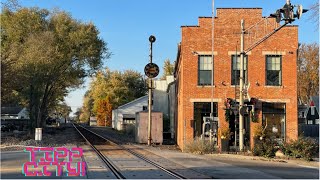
193, 102, 218, 138
229, 111, 250, 149
262, 102, 286, 144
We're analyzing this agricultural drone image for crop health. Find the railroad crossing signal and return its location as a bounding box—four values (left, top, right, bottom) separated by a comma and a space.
270, 1, 308, 24
282, 2, 295, 23
144, 63, 159, 78
296, 5, 308, 19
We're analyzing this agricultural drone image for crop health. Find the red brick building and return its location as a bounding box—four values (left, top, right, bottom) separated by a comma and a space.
174, 8, 298, 151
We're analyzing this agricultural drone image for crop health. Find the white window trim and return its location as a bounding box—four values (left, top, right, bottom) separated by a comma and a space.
194, 51, 218, 55
190, 98, 221, 102
262, 51, 286, 55
228, 51, 252, 55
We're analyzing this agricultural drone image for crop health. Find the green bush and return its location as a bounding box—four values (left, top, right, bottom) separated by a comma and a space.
252, 137, 277, 158
252, 128, 278, 158
184, 137, 215, 154
280, 137, 319, 161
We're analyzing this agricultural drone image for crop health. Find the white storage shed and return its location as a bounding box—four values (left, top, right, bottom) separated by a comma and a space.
112, 95, 148, 131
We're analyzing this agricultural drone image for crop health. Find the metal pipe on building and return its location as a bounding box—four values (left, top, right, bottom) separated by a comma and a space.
210, 0, 215, 145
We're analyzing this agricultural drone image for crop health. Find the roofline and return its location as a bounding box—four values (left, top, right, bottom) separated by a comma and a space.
216, 7, 262, 9
174, 43, 181, 77
285, 25, 299, 27
117, 95, 148, 109
166, 81, 176, 93
181, 25, 200, 28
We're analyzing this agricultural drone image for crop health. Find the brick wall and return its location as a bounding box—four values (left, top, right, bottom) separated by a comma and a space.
176, 8, 298, 150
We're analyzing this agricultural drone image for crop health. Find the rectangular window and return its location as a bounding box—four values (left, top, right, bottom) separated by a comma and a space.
262, 102, 286, 143
311, 107, 315, 115
143, 106, 148, 111
231, 55, 248, 85
123, 118, 135, 124
198, 55, 213, 85
193, 102, 218, 137
266, 55, 282, 86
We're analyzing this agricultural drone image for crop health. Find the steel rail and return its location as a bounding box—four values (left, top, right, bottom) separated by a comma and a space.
77, 124, 187, 179
72, 123, 125, 179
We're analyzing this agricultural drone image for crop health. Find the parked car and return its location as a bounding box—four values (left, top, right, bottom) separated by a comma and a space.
46, 117, 57, 125
1, 124, 17, 132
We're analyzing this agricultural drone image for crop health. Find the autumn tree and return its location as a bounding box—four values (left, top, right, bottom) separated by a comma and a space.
79, 90, 94, 123
160, 59, 174, 80
74, 107, 82, 123
95, 97, 113, 126
88, 68, 146, 108
80, 68, 147, 126
297, 43, 319, 103
1, 6, 109, 128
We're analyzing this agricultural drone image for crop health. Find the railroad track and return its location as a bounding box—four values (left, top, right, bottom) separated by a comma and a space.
73, 123, 187, 179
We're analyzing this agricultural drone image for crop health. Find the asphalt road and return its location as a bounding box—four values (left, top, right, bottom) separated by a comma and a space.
0, 150, 83, 179
86, 126, 320, 179
1, 151, 54, 179
207, 154, 319, 179
140, 145, 319, 179
1, 148, 319, 179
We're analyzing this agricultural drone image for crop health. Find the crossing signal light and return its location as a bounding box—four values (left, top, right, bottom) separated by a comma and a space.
282, 2, 294, 23
270, 9, 281, 23
270, 3, 308, 24
296, 5, 308, 19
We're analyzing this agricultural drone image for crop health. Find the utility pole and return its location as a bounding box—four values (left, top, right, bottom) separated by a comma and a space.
237, 0, 308, 151
239, 19, 245, 151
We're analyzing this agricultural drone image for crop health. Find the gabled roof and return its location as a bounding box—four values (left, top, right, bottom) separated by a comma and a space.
1, 107, 24, 115
117, 95, 148, 109
300, 96, 320, 116
311, 96, 319, 111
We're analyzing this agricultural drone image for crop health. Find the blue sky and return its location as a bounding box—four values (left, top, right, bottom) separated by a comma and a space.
20, 0, 319, 115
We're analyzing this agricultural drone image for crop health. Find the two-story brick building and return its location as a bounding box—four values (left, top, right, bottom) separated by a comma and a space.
174, 8, 298, 151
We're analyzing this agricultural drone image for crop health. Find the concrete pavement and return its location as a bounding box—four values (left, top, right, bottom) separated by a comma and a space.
0, 144, 116, 179
1, 143, 319, 179
138, 144, 319, 179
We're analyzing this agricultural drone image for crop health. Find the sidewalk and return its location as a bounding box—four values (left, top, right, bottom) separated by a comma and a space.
207, 153, 319, 168
137, 144, 319, 179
